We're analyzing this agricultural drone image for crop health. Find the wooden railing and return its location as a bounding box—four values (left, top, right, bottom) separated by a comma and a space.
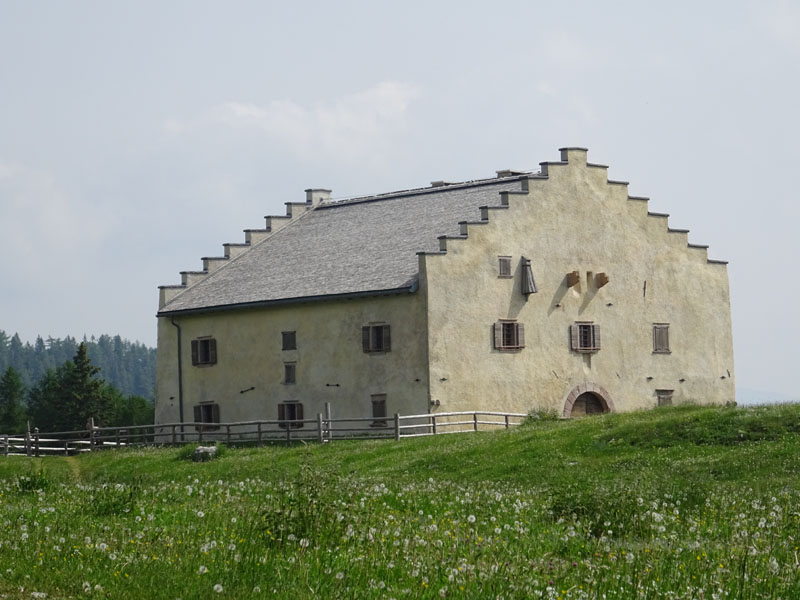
1, 410, 528, 457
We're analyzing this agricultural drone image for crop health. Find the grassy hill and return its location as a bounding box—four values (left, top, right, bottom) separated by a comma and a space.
1, 404, 799, 599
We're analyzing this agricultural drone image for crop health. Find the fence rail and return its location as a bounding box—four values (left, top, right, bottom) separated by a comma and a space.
1, 410, 528, 457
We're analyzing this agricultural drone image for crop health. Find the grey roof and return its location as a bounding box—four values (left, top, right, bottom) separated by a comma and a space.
159, 176, 529, 315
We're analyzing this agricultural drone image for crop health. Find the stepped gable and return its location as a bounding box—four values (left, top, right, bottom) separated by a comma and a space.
158, 176, 528, 315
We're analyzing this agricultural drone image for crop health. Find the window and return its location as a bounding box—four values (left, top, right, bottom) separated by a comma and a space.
278, 401, 304, 428
282, 331, 296, 351
656, 389, 674, 407
493, 320, 525, 351
284, 363, 296, 385
521, 257, 537, 295
191, 337, 217, 366
570, 322, 600, 353
498, 256, 512, 278
371, 393, 387, 427
362, 324, 391, 353
653, 323, 670, 353
193, 402, 220, 431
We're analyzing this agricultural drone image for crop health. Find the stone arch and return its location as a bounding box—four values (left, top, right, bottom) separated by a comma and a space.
562, 383, 615, 418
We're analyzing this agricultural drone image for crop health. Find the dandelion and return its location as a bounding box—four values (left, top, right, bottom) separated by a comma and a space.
335, 572, 345, 580
467, 515, 476, 523
213, 584, 223, 593
197, 565, 208, 575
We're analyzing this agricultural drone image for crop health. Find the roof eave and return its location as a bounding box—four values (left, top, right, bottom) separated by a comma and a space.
157, 284, 418, 318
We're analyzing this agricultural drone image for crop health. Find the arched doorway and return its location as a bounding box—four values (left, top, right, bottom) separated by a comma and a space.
562, 383, 614, 418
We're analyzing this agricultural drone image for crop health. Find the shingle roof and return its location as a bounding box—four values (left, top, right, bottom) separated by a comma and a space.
158, 175, 529, 315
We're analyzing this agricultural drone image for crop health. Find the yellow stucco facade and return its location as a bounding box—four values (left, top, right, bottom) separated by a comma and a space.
155, 147, 734, 427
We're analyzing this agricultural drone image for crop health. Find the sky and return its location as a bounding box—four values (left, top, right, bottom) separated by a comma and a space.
1, 0, 798, 401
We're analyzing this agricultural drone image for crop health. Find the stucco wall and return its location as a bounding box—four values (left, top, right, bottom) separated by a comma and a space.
421, 148, 734, 416
155, 292, 429, 427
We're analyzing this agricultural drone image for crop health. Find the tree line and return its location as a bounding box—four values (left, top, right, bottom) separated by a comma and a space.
0, 330, 155, 400
0, 332, 156, 434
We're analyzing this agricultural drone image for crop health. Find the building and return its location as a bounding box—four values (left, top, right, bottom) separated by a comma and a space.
155, 147, 734, 430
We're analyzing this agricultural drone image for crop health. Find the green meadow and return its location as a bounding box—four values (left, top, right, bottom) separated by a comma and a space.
1, 403, 799, 599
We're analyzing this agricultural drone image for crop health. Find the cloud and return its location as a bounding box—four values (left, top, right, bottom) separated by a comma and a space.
0, 160, 108, 282
760, 0, 800, 53
166, 81, 422, 166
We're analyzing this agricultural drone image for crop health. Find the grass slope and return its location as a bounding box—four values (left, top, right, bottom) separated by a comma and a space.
1, 404, 799, 599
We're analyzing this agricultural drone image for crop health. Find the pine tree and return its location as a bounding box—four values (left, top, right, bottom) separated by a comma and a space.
0, 366, 27, 433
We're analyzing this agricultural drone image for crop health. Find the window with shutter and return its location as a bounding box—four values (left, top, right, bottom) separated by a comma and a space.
278, 402, 304, 429
498, 256, 512, 278
371, 393, 387, 427
494, 320, 524, 351
571, 323, 600, 353
191, 337, 217, 366
362, 324, 391, 353
284, 363, 296, 384
656, 389, 674, 406
282, 331, 296, 351
193, 402, 220, 431
653, 324, 670, 353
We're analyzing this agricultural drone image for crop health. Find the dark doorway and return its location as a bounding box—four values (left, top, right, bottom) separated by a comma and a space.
570, 392, 607, 417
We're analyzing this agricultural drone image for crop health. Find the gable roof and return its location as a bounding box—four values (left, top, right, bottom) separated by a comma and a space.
158, 175, 530, 316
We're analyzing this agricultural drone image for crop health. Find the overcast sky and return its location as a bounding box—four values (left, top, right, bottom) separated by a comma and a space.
1, 0, 798, 400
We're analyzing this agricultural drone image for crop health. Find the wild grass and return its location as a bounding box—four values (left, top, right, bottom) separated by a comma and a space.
1, 403, 799, 598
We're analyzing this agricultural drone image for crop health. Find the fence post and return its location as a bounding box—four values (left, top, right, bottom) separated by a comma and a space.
34, 428, 40, 457
257, 422, 263, 446
325, 402, 332, 442
226, 424, 231, 445
3, 434, 8, 458
198, 425, 203, 444
116, 430, 121, 448
317, 413, 324, 444
505, 414, 510, 429
89, 417, 95, 451
285, 424, 291, 447
64, 441, 69, 456
171, 425, 177, 445
473, 412, 478, 432
394, 413, 400, 441
25, 422, 31, 457
431, 414, 437, 435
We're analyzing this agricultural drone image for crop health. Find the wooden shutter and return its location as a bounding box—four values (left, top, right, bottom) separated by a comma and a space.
296, 403, 304, 421
191, 340, 199, 365
516, 323, 525, 349
208, 339, 217, 364
211, 403, 220, 424
362, 326, 371, 352
654, 325, 669, 352
193, 404, 202, 422
570, 325, 579, 350
278, 403, 286, 424
382, 325, 391, 352
494, 322, 503, 349
592, 325, 601, 350
521, 258, 537, 295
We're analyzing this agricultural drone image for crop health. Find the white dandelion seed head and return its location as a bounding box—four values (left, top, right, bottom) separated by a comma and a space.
197, 565, 208, 575
213, 584, 223, 593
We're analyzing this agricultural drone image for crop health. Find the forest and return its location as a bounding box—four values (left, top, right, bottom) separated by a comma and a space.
0, 331, 156, 434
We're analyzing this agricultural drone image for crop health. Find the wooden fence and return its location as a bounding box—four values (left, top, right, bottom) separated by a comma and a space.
1, 410, 527, 457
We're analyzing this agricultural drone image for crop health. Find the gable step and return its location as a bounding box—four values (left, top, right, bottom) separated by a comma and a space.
180, 271, 208, 286
265, 215, 291, 232
437, 234, 468, 252
223, 243, 249, 259
244, 229, 270, 244
202, 256, 228, 273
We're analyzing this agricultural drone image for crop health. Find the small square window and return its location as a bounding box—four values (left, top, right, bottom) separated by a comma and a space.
278, 401, 304, 429
570, 323, 600, 353
371, 393, 387, 427
653, 324, 670, 353
191, 337, 217, 366
656, 389, 674, 407
498, 256, 512, 278
193, 402, 220, 431
282, 331, 296, 351
284, 363, 296, 385
493, 320, 524, 351
362, 324, 391, 353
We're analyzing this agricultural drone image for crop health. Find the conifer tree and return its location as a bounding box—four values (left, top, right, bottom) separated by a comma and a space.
0, 366, 27, 433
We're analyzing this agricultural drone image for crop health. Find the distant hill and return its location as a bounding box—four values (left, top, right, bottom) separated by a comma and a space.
0, 330, 156, 400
